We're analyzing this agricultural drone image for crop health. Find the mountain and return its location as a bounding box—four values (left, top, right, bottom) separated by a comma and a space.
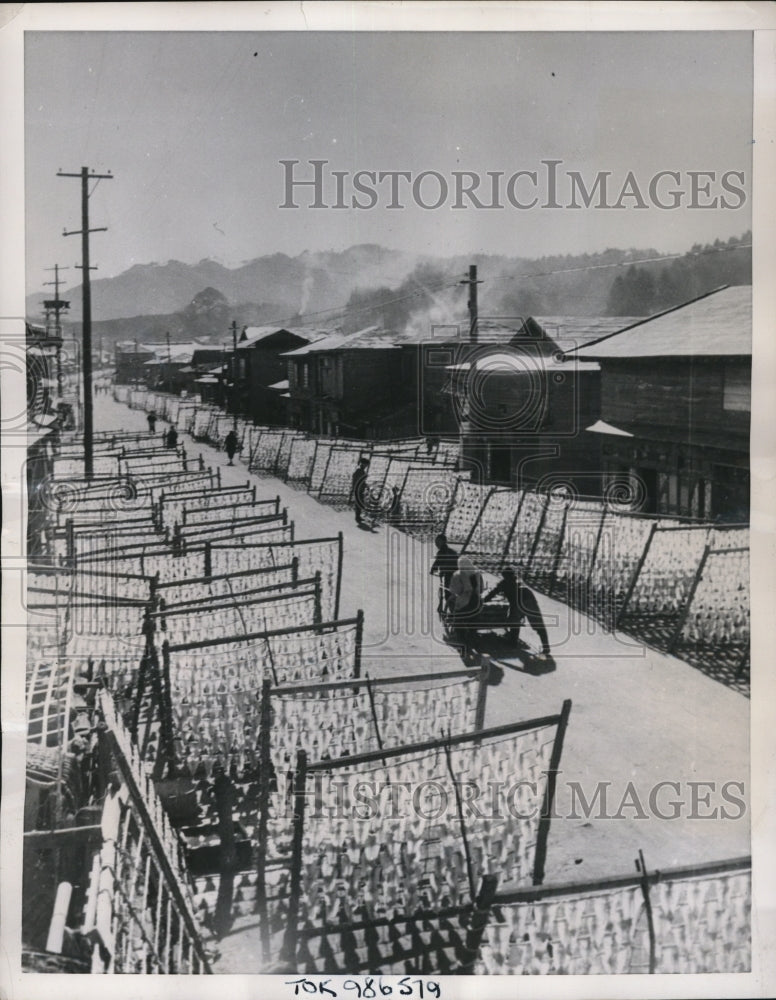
26, 245, 420, 324
28, 237, 751, 350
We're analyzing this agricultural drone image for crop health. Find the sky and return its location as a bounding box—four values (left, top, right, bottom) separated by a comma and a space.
23, 29, 753, 290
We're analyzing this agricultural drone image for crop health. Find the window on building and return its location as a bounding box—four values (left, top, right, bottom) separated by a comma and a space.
302, 363, 309, 389
723, 366, 751, 412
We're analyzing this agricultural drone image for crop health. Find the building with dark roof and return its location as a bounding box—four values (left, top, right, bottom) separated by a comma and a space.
442, 317, 639, 491
235, 326, 314, 425
283, 327, 411, 438
572, 285, 751, 521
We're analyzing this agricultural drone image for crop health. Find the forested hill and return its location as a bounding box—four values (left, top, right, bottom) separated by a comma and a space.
333, 233, 751, 334
30, 234, 751, 345
604, 234, 751, 315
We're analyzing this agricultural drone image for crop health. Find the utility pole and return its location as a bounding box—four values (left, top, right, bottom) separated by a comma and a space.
166, 331, 172, 393
58, 166, 112, 480
230, 320, 238, 429
134, 339, 140, 389
43, 264, 70, 397
460, 264, 482, 343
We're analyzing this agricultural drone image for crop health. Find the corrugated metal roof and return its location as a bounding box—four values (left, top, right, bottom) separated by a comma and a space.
573, 286, 751, 359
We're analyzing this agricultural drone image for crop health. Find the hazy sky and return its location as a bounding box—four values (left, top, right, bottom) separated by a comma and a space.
24, 30, 753, 288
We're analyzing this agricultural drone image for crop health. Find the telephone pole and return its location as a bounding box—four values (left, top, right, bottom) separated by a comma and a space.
230, 320, 238, 429
58, 166, 113, 480
460, 264, 482, 343
166, 331, 172, 392
43, 264, 70, 396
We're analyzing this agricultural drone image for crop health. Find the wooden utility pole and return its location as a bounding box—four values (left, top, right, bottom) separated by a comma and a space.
43, 264, 70, 396
231, 320, 238, 429
58, 166, 113, 480
461, 264, 482, 343
166, 331, 172, 392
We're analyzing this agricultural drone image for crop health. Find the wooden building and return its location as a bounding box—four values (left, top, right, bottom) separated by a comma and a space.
114, 342, 156, 385
449, 318, 634, 491
283, 327, 411, 438
234, 326, 312, 426
573, 285, 751, 521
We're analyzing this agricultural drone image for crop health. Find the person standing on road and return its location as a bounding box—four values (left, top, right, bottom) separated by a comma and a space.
430, 533, 459, 615
225, 428, 239, 465
147, 411, 157, 434
350, 457, 370, 526
484, 567, 551, 657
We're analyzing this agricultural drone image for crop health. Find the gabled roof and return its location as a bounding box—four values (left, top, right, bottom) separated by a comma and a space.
531, 316, 643, 352
572, 285, 751, 359
237, 326, 313, 349
281, 326, 399, 356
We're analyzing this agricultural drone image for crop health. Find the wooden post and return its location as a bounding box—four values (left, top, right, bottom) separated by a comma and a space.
526, 493, 551, 577
364, 674, 385, 759
500, 488, 527, 570
532, 698, 572, 886
313, 570, 322, 625
441, 477, 463, 538
335, 532, 344, 619
442, 736, 476, 901
353, 609, 364, 679
66, 519, 75, 567
474, 656, 490, 732
636, 849, 657, 974
213, 770, 238, 939
667, 543, 711, 653
548, 500, 571, 596
458, 874, 499, 974
291, 554, 299, 585
281, 749, 308, 965
150, 640, 176, 780
462, 486, 495, 555
615, 521, 658, 629
204, 541, 212, 580
584, 508, 608, 596
318, 446, 335, 500
255, 679, 271, 959
130, 651, 149, 742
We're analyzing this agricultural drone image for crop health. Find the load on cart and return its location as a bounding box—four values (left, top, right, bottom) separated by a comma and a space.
433, 551, 551, 658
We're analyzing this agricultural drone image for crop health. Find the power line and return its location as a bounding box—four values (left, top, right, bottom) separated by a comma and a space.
488, 242, 752, 286
264, 275, 462, 329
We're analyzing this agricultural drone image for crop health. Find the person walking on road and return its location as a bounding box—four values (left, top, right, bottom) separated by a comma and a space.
225, 428, 239, 465
430, 533, 459, 615
350, 457, 370, 527
483, 567, 551, 657
165, 425, 178, 450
